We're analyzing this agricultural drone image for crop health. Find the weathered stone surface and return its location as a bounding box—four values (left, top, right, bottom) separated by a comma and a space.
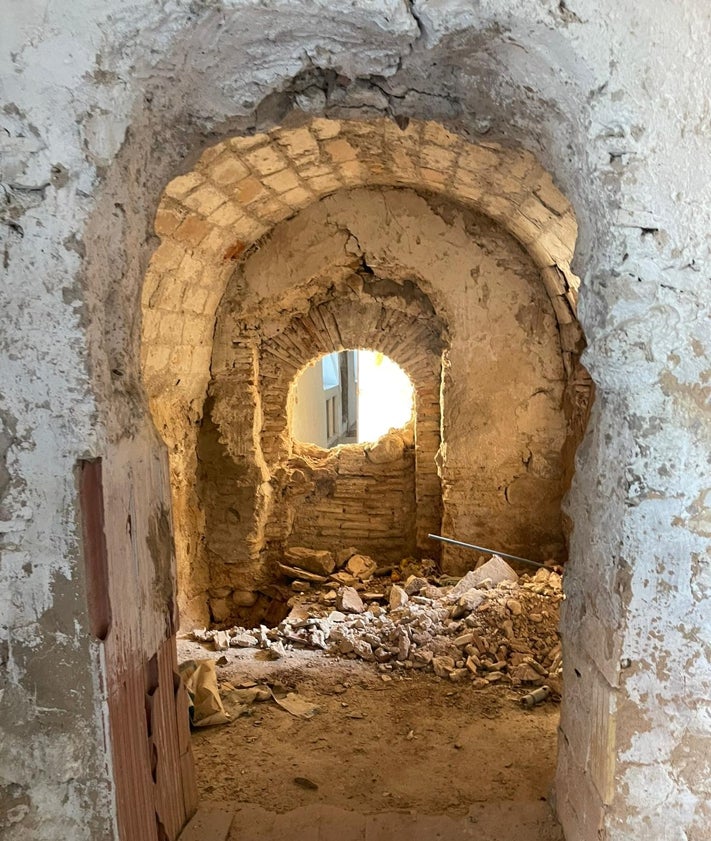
335, 546, 359, 569
285, 547, 336, 576
506, 599, 523, 616
210, 598, 233, 623
353, 639, 375, 661
230, 632, 259, 648
233, 589, 259, 607
433, 656, 456, 678
337, 586, 365, 614
389, 585, 409, 610
404, 575, 429, 596
510, 664, 546, 684
345, 554, 378, 580
365, 431, 406, 464
448, 557, 518, 599
278, 563, 329, 583
451, 590, 486, 618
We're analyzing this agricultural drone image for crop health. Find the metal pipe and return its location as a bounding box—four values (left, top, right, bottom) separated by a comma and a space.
427, 534, 547, 569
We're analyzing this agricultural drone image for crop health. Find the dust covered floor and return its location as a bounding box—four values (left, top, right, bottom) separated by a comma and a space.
177, 643, 564, 841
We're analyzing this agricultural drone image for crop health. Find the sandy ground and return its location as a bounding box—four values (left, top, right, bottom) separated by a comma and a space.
178, 640, 563, 840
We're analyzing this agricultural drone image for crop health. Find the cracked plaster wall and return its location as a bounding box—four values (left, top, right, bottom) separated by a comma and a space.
1, 2, 710, 840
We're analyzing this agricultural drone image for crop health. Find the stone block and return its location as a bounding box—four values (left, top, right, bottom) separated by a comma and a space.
448, 556, 518, 599
285, 547, 335, 576
337, 586, 365, 614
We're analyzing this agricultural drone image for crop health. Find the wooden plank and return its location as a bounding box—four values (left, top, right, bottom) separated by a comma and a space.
78, 459, 112, 640
178, 808, 234, 841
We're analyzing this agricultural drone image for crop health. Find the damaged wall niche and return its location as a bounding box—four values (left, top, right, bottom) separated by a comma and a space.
141, 118, 589, 630
200, 279, 445, 624
181, 185, 587, 624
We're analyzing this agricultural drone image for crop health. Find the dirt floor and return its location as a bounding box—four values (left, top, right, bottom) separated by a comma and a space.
177, 641, 563, 840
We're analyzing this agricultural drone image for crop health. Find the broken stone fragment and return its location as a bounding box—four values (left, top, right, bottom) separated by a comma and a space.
450, 590, 485, 618
510, 663, 544, 683
353, 639, 375, 661
266, 641, 286, 659
447, 556, 518, 601
404, 575, 429, 596
389, 585, 409, 610
278, 563, 329, 583
421, 584, 445, 600
465, 655, 480, 674
291, 580, 311, 592
284, 547, 335, 576
454, 632, 475, 648
547, 572, 563, 592
191, 628, 212, 643
334, 636, 354, 655
432, 655, 455, 678
286, 604, 311, 623
346, 553, 378, 580
229, 631, 259, 648
533, 568, 551, 584
506, 598, 523, 615
523, 656, 548, 675
337, 586, 365, 614
449, 668, 469, 682
213, 630, 230, 651
335, 546, 359, 569
330, 571, 360, 586
396, 627, 411, 661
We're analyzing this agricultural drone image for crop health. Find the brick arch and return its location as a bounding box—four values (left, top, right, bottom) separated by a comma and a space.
142, 117, 579, 420
143, 118, 589, 629
204, 284, 446, 590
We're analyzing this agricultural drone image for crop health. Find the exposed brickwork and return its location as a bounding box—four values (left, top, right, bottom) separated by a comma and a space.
202, 281, 446, 606
142, 118, 580, 416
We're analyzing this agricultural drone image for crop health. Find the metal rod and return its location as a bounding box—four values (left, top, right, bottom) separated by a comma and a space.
427, 534, 547, 569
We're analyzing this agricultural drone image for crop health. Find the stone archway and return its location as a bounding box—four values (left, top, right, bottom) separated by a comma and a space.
151, 165, 587, 626
140, 123, 589, 629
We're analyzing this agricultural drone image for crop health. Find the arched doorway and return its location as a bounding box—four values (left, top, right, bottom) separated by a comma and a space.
138, 118, 590, 838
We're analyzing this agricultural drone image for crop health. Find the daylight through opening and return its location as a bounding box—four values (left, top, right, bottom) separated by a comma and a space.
291, 350, 415, 448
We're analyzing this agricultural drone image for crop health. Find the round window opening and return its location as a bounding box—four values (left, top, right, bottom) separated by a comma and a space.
290, 350, 415, 449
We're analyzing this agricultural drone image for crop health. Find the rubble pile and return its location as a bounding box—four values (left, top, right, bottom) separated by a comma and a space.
191, 548, 563, 696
